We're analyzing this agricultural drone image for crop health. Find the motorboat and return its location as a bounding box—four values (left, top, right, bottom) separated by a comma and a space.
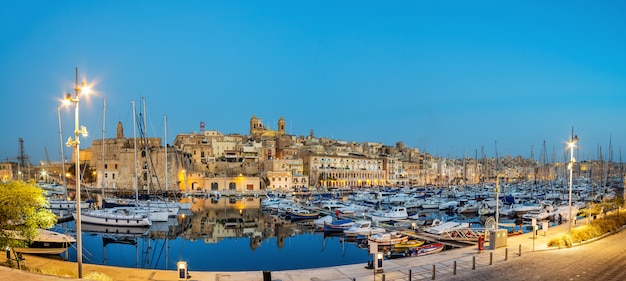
392, 239, 425, 252
323, 218, 354, 234
11, 228, 76, 255
370, 206, 408, 222
368, 232, 409, 246
289, 209, 321, 222
343, 220, 386, 237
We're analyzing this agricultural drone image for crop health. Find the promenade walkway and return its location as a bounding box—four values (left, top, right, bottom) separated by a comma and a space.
0, 215, 610, 281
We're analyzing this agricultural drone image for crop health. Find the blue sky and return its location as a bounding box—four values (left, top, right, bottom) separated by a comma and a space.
1, 1, 625, 165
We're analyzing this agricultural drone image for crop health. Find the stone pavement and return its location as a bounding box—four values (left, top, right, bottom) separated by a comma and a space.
0, 215, 605, 281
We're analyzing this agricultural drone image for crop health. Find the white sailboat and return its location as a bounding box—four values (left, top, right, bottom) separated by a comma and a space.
76, 208, 152, 227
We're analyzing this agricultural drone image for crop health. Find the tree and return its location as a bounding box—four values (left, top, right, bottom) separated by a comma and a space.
0, 180, 57, 250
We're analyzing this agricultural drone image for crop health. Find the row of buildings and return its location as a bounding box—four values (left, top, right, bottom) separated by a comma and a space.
2, 114, 624, 195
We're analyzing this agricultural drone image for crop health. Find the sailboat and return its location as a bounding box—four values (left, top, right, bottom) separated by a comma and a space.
78, 100, 153, 227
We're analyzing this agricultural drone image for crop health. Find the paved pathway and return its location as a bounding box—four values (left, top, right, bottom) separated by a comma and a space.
1, 213, 623, 281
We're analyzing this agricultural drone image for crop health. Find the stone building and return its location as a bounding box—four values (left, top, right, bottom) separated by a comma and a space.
90, 122, 183, 192
0, 162, 18, 181
302, 150, 386, 188
262, 158, 307, 190
249, 114, 286, 141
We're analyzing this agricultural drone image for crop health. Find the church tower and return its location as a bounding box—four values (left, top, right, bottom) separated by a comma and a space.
278, 116, 286, 134
116, 122, 124, 139
249, 114, 263, 136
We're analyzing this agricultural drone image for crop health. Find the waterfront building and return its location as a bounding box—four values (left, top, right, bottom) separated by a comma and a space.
0, 161, 18, 181
43, 112, 624, 196
303, 150, 386, 188
262, 158, 306, 190
89, 122, 184, 193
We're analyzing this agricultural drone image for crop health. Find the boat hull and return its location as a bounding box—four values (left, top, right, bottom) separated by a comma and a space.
12, 229, 75, 255
75, 209, 152, 227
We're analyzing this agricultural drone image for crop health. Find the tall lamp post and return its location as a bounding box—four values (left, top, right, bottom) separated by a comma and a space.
64, 67, 90, 278
567, 128, 579, 234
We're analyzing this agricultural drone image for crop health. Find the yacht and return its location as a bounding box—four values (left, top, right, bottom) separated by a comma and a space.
370, 206, 409, 222
77, 208, 152, 227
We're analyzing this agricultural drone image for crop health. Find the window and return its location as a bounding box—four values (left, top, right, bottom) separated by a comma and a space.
211, 182, 218, 191
229, 182, 236, 191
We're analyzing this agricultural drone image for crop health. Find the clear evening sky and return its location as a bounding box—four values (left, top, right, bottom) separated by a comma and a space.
1, 1, 624, 165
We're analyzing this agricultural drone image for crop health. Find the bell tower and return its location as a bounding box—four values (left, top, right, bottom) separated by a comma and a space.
278, 116, 286, 134
249, 114, 263, 136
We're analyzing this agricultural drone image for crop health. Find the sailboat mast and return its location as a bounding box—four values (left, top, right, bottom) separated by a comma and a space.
132, 100, 139, 205
164, 115, 168, 198
142, 96, 150, 197
57, 106, 67, 195
101, 99, 106, 201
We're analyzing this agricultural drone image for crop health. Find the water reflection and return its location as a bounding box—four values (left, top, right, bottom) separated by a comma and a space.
57, 197, 369, 271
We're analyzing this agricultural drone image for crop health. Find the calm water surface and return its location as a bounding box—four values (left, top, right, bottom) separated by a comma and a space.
55, 197, 371, 271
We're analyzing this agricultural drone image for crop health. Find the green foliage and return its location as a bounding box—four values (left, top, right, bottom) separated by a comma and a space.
0, 180, 57, 249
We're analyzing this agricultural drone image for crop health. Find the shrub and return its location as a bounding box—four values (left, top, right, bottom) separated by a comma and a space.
547, 210, 626, 248
84, 271, 113, 281
570, 225, 601, 243
547, 233, 572, 248
37, 267, 74, 277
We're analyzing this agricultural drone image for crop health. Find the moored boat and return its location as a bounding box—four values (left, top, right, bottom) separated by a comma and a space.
76, 208, 152, 227
289, 210, 321, 222
368, 232, 409, 246
11, 228, 76, 255
370, 206, 408, 222
393, 243, 444, 257
392, 239, 425, 252
344, 220, 386, 237
323, 218, 354, 234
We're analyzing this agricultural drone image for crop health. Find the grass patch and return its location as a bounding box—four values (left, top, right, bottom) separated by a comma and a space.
84, 271, 114, 281
37, 266, 74, 277
31, 266, 112, 281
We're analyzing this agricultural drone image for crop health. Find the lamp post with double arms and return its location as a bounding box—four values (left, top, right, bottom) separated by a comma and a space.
64, 67, 90, 278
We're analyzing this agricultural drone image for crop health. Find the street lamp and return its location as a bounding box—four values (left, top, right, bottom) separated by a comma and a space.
64, 67, 90, 278
567, 128, 579, 234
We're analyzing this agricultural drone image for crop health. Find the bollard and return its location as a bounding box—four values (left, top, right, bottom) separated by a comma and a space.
472, 256, 476, 270
382, 273, 385, 281
489, 252, 493, 265
453, 261, 457, 275
432, 264, 436, 280
518, 244, 522, 256
409, 269, 412, 281
263, 270, 271, 281
505, 248, 508, 261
